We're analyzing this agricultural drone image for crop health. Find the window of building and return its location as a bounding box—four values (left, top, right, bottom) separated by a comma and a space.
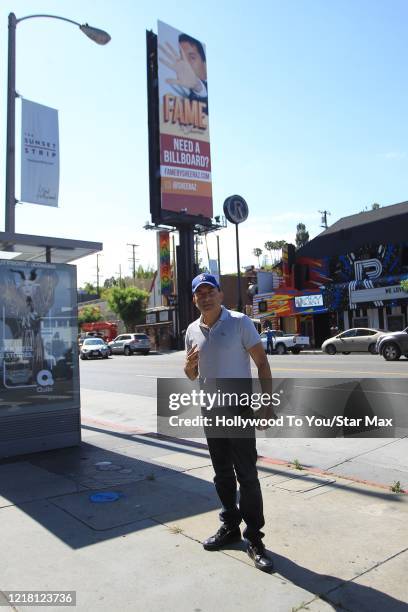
353, 317, 369, 327
387, 315, 404, 332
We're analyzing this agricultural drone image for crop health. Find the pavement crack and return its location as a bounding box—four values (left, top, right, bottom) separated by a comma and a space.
320, 545, 408, 605
327, 437, 406, 471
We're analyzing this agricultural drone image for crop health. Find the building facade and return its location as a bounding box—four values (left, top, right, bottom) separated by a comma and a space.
252, 202, 408, 347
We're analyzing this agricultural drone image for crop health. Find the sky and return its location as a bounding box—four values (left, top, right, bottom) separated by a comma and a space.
1, 0, 408, 287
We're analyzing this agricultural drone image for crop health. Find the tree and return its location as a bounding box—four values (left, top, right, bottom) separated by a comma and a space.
264, 240, 286, 264
78, 305, 103, 325
253, 248, 263, 267
103, 276, 117, 289
136, 265, 155, 279
264, 241, 275, 264
106, 286, 149, 331
401, 280, 408, 292
372, 203, 380, 210
295, 223, 309, 249
81, 281, 97, 294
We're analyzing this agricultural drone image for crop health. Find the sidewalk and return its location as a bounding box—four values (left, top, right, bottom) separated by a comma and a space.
1, 420, 407, 611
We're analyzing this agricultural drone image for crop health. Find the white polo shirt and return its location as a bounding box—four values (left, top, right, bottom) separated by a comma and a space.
185, 306, 261, 379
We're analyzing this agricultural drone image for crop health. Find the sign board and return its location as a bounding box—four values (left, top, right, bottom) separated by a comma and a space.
350, 284, 408, 304
0, 260, 80, 458
223, 195, 248, 224
295, 294, 324, 308
157, 21, 212, 219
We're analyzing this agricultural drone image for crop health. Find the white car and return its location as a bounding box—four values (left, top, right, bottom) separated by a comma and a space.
80, 338, 110, 360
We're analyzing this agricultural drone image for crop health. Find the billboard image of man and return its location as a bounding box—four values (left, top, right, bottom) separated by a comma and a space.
159, 33, 208, 114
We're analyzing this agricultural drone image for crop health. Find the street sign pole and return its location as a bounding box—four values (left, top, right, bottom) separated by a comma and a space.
223, 195, 249, 313
235, 223, 242, 312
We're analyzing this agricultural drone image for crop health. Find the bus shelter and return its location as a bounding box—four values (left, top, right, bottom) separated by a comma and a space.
0, 232, 102, 458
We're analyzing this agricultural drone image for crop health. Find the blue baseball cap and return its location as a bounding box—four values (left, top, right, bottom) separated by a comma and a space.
192, 273, 220, 294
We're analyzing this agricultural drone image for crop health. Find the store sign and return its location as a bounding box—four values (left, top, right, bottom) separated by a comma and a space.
159, 310, 169, 322
295, 294, 323, 308
351, 284, 408, 304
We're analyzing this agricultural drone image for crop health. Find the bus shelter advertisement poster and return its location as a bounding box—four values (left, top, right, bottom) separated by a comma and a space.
157, 21, 213, 218
0, 260, 79, 413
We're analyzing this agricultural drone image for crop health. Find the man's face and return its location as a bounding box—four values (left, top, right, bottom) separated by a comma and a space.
193, 284, 222, 314
180, 41, 207, 81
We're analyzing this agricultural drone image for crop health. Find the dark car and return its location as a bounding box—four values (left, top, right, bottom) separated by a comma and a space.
80, 338, 110, 360
376, 327, 408, 361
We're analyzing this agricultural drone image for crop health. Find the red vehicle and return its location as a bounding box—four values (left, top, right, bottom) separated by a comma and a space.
80, 321, 118, 343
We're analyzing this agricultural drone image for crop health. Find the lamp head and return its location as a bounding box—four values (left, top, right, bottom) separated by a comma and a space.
80, 23, 111, 45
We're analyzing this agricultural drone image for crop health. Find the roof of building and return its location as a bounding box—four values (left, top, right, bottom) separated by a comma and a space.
317, 201, 408, 236
298, 201, 408, 258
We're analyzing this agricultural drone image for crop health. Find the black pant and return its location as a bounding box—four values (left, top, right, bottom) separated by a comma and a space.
266, 340, 273, 355
205, 427, 265, 544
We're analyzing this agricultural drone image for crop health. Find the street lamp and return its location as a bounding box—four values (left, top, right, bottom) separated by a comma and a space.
5, 13, 111, 235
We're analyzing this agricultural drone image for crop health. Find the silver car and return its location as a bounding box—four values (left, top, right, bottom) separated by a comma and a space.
108, 333, 151, 356
322, 328, 384, 355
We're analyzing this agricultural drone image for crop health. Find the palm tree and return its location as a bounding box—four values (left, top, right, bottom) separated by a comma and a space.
253, 248, 263, 267
264, 241, 275, 265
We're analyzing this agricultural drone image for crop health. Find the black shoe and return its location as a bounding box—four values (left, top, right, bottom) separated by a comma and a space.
247, 542, 274, 572
203, 525, 241, 550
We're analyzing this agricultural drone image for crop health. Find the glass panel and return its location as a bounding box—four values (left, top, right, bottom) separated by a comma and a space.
0, 261, 79, 415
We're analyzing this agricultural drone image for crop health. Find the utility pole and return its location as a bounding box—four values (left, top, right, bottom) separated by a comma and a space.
117, 264, 122, 287
96, 253, 102, 295
127, 243, 139, 285
319, 210, 331, 229
216, 234, 221, 278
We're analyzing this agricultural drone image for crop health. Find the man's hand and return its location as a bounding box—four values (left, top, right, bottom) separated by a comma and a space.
159, 42, 203, 92
184, 345, 199, 380
255, 404, 278, 431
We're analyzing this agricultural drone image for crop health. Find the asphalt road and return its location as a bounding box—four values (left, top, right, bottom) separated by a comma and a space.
79, 350, 408, 395
79, 351, 408, 487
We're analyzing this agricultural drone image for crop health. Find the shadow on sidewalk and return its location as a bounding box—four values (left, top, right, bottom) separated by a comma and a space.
268, 550, 408, 612
0, 440, 218, 548
83, 423, 407, 503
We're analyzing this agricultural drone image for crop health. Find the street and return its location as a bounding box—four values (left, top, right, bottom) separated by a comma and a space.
80, 351, 408, 489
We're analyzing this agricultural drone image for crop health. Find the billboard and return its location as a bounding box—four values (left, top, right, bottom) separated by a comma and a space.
157, 21, 212, 219
0, 261, 78, 414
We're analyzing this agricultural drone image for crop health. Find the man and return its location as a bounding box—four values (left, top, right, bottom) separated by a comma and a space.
266, 327, 274, 355
158, 33, 208, 114
184, 273, 275, 572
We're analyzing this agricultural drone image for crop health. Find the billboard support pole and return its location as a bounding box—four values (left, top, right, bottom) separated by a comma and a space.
176, 224, 195, 347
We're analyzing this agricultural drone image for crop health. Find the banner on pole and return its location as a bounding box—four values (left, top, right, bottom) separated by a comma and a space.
157, 231, 172, 296
21, 99, 59, 207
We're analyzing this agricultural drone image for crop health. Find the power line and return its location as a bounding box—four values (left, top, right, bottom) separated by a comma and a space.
318, 210, 331, 229
127, 243, 139, 284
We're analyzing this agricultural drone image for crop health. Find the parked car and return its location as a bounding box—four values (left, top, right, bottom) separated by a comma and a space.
376, 327, 408, 361
260, 330, 310, 354
108, 333, 151, 356
322, 328, 384, 355
80, 338, 110, 360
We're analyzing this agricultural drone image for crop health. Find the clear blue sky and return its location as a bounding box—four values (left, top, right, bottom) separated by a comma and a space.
1, 0, 408, 286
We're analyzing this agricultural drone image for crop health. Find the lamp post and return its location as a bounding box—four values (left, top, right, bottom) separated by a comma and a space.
5, 12, 111, 235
